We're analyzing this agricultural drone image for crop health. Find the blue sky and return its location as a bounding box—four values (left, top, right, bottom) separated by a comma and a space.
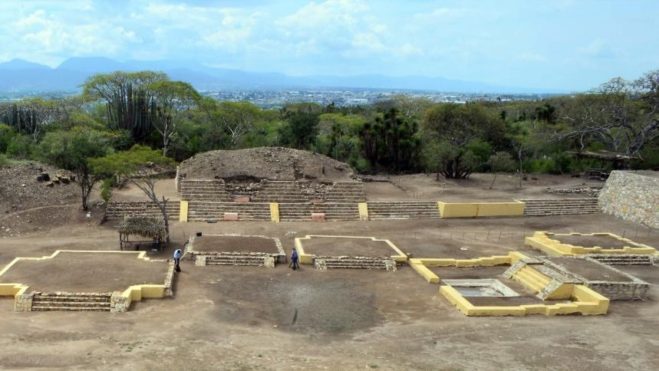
0, 0, 657, 90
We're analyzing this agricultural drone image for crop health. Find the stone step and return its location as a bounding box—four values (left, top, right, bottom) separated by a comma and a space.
205, 258, 266, 266
589, 255, 654, 265
32, 300, 111, 307
33, 296, 111, 303
31, 305, 111, 312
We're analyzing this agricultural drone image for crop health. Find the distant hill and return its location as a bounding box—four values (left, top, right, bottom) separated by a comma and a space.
0, 56, 554, 94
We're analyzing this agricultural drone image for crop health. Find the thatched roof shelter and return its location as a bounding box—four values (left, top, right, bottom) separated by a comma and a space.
118, 216, 166, 250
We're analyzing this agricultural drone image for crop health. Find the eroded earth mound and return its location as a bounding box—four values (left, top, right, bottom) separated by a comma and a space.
178, 147, 356, 182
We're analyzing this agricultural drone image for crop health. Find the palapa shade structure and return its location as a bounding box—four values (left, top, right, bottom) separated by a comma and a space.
118, 216, 167, 250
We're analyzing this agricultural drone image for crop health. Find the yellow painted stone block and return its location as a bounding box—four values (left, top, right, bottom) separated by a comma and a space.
269, 202, 280, 223
358, 202, 369, 221
179, 200, 189, 222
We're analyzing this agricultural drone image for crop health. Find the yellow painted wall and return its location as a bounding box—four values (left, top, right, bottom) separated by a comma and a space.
416, 255, 512, 268
441, 284, 609, 317
476, 202, 525, 217
525, 232, 657, 256
179, 200, 189, 222
270, 202, 280, 223
409, 260, 439, 283
0, 283, 26, 296
358, 202, 369, 221
437, 202, 478, 218
438, 201, 525, 218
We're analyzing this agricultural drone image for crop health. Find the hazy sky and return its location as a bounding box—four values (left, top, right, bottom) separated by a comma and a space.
1, 0, 657, 90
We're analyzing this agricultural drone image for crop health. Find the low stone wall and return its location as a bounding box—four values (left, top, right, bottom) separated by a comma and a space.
106, 201, 180, 221
599, 171, 659, 229
520, 198, 599, 216
540, 257, 650, 301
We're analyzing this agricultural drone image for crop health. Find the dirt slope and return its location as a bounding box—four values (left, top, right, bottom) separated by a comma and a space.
178, 147, 356, 182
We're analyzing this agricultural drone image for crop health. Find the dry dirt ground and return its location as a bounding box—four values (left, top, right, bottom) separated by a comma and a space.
0, 172, 658, 370
0, 251, 168, 292
300, 236, 398, 257
192, 235, 280, 254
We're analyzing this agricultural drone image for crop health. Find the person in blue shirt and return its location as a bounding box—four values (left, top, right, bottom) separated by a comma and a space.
173, 248, 183, 272
290, 248, 299, 271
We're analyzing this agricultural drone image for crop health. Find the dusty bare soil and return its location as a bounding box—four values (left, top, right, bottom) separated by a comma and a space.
548, 257, 634, 282
0, 162, 78, 214
0, 251, 169, 292
192, 235, 279, 253
0, 214, 656, 370
366, 173, 606, 201
0, 166, 658, 370
549, 233, 630, 249
301, 236, 398, 257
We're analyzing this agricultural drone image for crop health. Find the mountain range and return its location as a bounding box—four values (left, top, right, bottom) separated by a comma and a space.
0, 57, 554, 94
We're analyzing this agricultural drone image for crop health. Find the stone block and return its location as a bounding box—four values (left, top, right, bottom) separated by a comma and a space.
195, 255, 208, 266
234, 196, 250, 203
311, 212, 326, 222
110, 292, 130, 313
263, 256, 275, 268
14, 292, 33, 312
223, 212, 239, 221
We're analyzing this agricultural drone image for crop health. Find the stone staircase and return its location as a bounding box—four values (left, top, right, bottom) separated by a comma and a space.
588, 254, 655, 265
203, 252, 271, 266
31, 292, 112, 312
253, 181, 309, 202
187, 201, 271, 222
321, 203, 360, 221
180, 179, 230, 201
536, 279, 564, 300
324, 182, 366, 202
367, 201, 439, 220
278, 203, 360, 221
314, 256, 396, 270
106, 201, 180, 221
520, 198, 599, 216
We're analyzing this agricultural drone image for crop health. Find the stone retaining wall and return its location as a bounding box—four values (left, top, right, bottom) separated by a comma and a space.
599, 171, 659, 229
105, 201, 181, 221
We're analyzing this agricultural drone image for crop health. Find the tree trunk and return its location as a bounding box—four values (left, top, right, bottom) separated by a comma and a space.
489, 173, 497, 189
517, 148, 524, 189
160, 196, 170, 243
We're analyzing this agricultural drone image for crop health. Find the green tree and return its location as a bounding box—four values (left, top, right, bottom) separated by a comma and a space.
211, 101, 263, 148
279, 110, 320, 149
559, 72, 659, 158
83, 71, 168, 143
91, 145, 176, 242
147, 80, 201, 156
0, 123, 16, 153
39, 128, 112, 210
487, 151, 516, 189
422, 103, 504, 178
360, 108, 420, 172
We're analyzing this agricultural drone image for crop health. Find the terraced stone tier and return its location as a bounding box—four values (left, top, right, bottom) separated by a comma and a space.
187, 201, 271, 222
588, 254, 654, 265
203, 253, 271, 266
278, 202, 359, 222
367, 201, 440, 220
106, 201, 180, 221
521, 198, 599, 216
314, 256, 396, 270
31, 292, 112, 312
180, 179, 231, 201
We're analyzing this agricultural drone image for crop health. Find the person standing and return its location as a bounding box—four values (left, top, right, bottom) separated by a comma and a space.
173, 248, 183, 272
290, 248, 300, 271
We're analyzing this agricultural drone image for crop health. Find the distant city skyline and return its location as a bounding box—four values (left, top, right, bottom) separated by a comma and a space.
0, 0, 657, 91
